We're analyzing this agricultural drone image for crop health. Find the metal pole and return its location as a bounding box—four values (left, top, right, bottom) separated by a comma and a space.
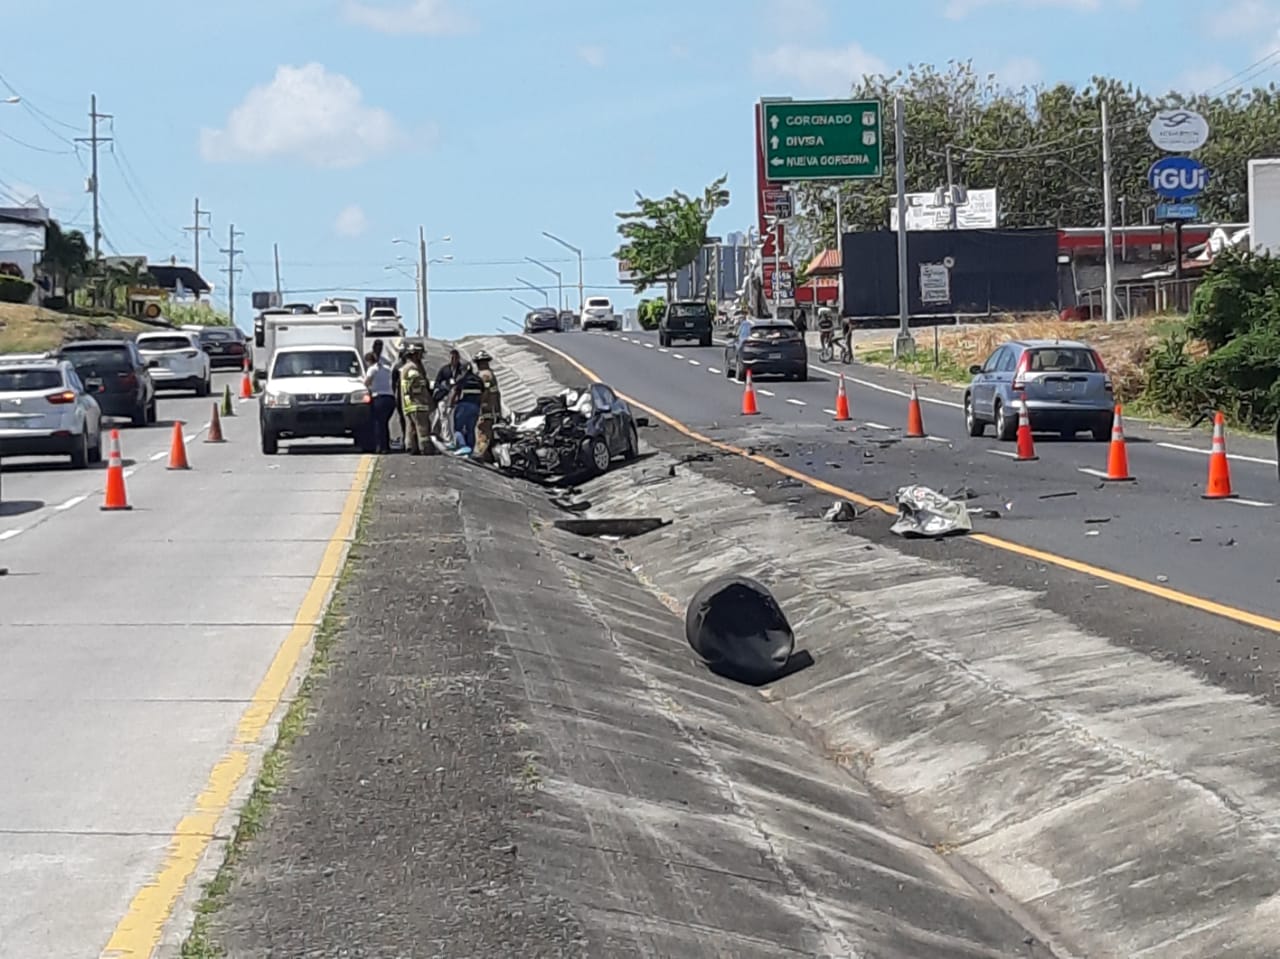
75, 94, 112, 264
541, 232, 584, 312
418, 225, 429, 337
893, 95, 914, 356
773, 222, 781, 317
1101, 99, 1116, 325
272, 243, 282, 302
834, 187, 845, 317
945, 144, 957, 231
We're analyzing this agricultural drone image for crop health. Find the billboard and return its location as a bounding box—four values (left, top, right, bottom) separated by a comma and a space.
890, 188, 998, 231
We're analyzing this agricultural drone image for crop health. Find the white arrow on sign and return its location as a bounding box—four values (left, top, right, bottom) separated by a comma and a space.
770, 135, 779, 149
770, 157, 784, 167
769, 115, 779, 130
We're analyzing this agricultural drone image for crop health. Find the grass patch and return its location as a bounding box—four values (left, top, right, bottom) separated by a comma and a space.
179, 462, 382, 959
0, 303, 150, 353
860, 346, 972, 385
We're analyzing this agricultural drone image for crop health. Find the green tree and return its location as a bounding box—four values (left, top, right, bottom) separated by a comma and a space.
96, 259, 157, 311
615, 175, 730, 302
39, 221, 91, 301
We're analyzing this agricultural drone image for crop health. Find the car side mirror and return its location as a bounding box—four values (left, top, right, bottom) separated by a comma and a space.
968, 365, 982, 375
146, 359, 160, 369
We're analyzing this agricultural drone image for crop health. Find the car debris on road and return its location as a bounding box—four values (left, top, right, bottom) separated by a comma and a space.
491, 383, 638, 483
890, 484, 974, 538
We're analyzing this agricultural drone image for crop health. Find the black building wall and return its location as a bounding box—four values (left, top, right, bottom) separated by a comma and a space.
839, 228, 1059, 318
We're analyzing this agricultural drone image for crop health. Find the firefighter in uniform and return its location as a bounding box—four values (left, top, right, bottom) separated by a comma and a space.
400, 343, 436, 455
472, 350, 502, 462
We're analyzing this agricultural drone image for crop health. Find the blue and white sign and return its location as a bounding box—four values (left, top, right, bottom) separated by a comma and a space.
1156, 202, 1198, 221
1148, 156, 1209, 200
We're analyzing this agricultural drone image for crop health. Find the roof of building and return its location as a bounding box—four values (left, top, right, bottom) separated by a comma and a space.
804, 249, 842, 275
147, 263, 210, 295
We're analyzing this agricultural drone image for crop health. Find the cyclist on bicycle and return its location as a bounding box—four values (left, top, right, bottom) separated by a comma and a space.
815, 307, 836, 356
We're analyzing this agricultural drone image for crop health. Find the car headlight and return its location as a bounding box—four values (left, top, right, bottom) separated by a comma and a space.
349, 389, 372, 404
264, 390, 294, 407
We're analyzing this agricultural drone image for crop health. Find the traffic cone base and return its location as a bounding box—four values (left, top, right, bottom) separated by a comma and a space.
1202, 412, 1236, 499
1014, 401, 1038, 461
741, 370, 759, 416
833, 374, 851, 421
166, 420, 191, 470
1101, 404, 1135, 482
905, 384, 925, 437
100, 429, 132, 511
205, 402, 226, 443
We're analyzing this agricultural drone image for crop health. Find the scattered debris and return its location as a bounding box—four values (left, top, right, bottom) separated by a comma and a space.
667, 465, 677, 477
773, 478, 803, 489
571, 551, 595, 562
685, 575, 798, 685
826, 461, 842, 469
1084, 516, 1111, 524
950, 486, 979, 500
1156, 574, 1170, 583
891, 485, 974, 538
679, 452, 714, 464
822, 501, 858, 523
549, 496, 591, 513
981, 509, 1002, 519
491, 384, 637, 482
1038, 490, 1077, 500
553, 517, 669, 538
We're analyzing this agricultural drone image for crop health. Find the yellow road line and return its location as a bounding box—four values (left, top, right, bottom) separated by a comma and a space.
100, 454, 374, 959
525, 336, 1280, 636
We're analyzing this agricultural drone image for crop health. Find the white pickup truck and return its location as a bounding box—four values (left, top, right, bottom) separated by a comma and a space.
259, 344, 374, 455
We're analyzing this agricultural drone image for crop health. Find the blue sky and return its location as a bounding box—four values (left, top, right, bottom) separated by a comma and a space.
0, 0, 1274, 339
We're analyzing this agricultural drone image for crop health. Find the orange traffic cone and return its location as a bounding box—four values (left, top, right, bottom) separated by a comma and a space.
905, 383, 925, 437
833, 374, 851, 421
239, 370, 254, 399
1014, 400, 1038, 461
166, 420, 190, 470
741, 370, 759, 416
1101, 405, 1135, 482
1202, 411, 1236, 499
100, 429, 132, 511
205, 402, 225, 444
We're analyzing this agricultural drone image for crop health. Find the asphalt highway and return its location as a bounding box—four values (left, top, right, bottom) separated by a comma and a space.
0, 368, 371, 957
522, 328, 1280, 624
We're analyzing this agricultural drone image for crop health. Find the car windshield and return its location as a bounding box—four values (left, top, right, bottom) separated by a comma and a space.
138, 336, 193, 352
272, 350, 362, 378
1028, 348, 1099, 372
586, 299, 610, 308
200, 329, 237, 342
671, 304, 710, 317
748, 324, 801, 340
0, 369, 63, 391
61, 347, 131, 372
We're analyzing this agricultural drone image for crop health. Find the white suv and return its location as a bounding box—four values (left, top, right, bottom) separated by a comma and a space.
0, 355, 103, 468
136, 331, 213, 396
366, 307, 403, 337
581, 296, 618, 331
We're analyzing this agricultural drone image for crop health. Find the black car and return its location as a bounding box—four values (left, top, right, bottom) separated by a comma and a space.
524, 308, 561, 334
56, 339, 157, 426
197, 326, 252, 370
724, 318, 808, 381
492, 383, 638, 480
659, 300, 713, 347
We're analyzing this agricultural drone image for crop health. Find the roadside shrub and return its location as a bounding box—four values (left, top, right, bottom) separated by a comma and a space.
1145, 325, 1280, 431
0, 262, 23, 278
637, 297, 666, 330
0, 274, 35, 303
1186, 251, 1280, 350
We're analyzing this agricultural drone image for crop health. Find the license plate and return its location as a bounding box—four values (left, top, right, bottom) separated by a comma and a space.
208, 344, 224, 352
86, 379, 103, 391
1053, 381, 1075, 394
769, 352, 782, 359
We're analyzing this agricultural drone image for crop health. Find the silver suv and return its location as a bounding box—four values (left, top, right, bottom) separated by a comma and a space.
964, 339, 1114, 441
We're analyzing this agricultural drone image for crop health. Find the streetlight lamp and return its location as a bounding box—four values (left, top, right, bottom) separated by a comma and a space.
525, 256, 563, 311
541, 231, 583, 313
515, 276, 549, 305
1, 97, 19, 105
393, 229, 451, 337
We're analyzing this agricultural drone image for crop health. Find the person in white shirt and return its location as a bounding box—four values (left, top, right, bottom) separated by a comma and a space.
364, 340, 396, 453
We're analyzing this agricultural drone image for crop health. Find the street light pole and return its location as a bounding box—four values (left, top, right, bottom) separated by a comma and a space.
510, 295, 538, 313
892, 94, 915, 357
525, 256, 563, 311
1100, 98, 1117, 324
542, 231, 583, 313
516, 276, 549, 305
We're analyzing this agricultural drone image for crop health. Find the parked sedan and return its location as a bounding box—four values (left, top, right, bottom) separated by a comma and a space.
965, 338, 1114, 441
524, 308, 561, 334
136, 331, 213, 396
0, 356, 103, 467
196, 325, 253, 370
723, 318, 808, 381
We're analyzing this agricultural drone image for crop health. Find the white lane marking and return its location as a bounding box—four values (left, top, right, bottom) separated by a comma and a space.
627, 338, 638, 344
1078, 467, 1113, 479
644, 343, 655, 349
672, 353, 685, 359
988, 449, 1020, 459
823, 408, 838, 416
925, 436, 951, 444
150, 450, 168, 461
658, 348, 669, 354
708, 367, 722, 375
808, 363, 965, 410
786, 398, 806, 407
123, 467, 137, 478
757, 389, 775, 397
865, 422, 892, 431
0, 528, 22, 541
184, 434, 197, 445
54, 494, 88, 511
688, 359, 700, 367
1157, 441, 1278, 466
1224, 498, 1274, 508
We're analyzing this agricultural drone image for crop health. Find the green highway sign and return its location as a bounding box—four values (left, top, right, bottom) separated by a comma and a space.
761, 99, 883, 182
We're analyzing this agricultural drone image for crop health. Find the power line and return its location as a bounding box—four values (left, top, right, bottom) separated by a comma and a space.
281, 283, 636, 294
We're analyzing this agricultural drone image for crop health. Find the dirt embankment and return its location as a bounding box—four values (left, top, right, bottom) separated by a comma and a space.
0, 304, 151, 354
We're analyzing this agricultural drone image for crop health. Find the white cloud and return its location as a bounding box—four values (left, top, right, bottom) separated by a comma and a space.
771, 0, 829, 27
343, 0, 471, 35
1210, 0, 1278, 38
199, 64, 400, 169
334, 204, 368, 237
996, 56, 1043, 88
944, 0, 1133, 18
577, 44, 606, 68
753, 42, 888, 96
1179, 64, 1234, 93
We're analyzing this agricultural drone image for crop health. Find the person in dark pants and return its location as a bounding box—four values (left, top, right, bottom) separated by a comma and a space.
364, 349, 396, 453
450, 362, 484, 450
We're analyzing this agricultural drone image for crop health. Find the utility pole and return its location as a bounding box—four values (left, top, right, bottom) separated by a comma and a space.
893, 95, 915, 357
1100, 98, 1117, 325
418, 225, 429, 338
220, 223, 244, 327
945, 145, 958, 231
75, 94, 112, 262
183, 197, 211, 298
272, 243, 283, 303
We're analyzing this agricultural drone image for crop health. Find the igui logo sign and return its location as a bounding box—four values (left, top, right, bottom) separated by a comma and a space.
1148, 156, 1209, 200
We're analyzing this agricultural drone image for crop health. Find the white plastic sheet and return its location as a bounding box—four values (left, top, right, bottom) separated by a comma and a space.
890, 484, 973, 538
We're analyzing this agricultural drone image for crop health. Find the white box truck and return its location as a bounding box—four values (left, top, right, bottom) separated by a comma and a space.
257, 313, 365, 386
1248, 159, 1280, 257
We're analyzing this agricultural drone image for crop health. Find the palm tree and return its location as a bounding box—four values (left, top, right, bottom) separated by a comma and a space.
39, 221, 91, 302
99, 258, 156, 311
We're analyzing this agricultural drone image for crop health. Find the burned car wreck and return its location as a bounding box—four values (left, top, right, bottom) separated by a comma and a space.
492, 382, 640, 482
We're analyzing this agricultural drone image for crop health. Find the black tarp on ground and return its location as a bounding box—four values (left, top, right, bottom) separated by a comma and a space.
840, 228, 1059, 318
684, 575, 795, 685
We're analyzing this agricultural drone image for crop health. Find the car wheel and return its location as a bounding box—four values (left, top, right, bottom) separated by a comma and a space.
585, 436, 611, 476
700, 334, 712, 347
146, 398, 157, 424
623, 422, 639, 461
964, 395, 985, 437
261, 428, 278, 455
130, 403, 147, 427
197, 374, 211, 397
1092, 422, 1112, 442
69, 430, 89, 469
795, 367, 808, 382
88, 432, 102, 464
994, 400, 1017, 441
724, 358, 734, 378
